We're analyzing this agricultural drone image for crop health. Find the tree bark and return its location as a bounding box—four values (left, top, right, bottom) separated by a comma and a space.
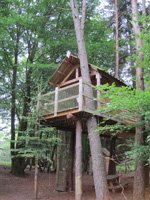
75, 120, 82, 200
11, 41, 37, 176
133, 125, 145, 200
87, 118, 109, 200
11, 25, 20, 173
114, 0, 119, 79
131, 0, 144, 90
131, 1, 145, 199
108, 137, 116, 175
70, 1, 110, 200
34, 155, 39, 200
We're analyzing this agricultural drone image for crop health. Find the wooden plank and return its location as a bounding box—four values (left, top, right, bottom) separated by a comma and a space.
54, 87, 59, 116
61, 64, 80, 84
75, 120, 82, 200
96, 72, 101, 109
76, 68, 79, 78
58, 95, 79, 103
79, 78, 83, 111
60, 78, 80, 87
41, 109, 79, 120
59, 82, 79, 91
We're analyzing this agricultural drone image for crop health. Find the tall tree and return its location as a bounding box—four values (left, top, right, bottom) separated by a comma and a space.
114, 0, 119, 79
131, 0, 145, 199
70, 1, 110, 200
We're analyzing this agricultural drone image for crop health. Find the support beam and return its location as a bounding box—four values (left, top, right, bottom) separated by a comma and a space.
78, 78, 83, 111
54, 87, 59, 116
75, 120, 82, 200
96, 72, 101, 109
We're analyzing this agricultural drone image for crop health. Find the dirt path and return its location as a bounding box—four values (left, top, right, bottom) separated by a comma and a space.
0, 166, 149, 200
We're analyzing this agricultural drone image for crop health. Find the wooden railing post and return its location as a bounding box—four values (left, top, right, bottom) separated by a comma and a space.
96, 72, 101, 109
79, 78, 83, 111
54, 87, 59, 116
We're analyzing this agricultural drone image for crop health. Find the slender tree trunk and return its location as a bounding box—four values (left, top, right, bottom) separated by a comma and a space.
70, 1, 110, 200
75, 120, 82, 200
142, 0, 146, 16
114, 0, 119, 79
34, 155, 38, 200
131, 1, 145, 199
11, 26, 20, 173
131, 0, 144, 90
141, 0, 149, 188
108, 137, 116, 175
133, 125, 145, 200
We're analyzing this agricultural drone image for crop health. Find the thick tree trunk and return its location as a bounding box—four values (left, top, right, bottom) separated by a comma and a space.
70, 1, 109, 199
11, 42, 36, 175
75, 120, 82, 200
114, 0, 119, 79
131, 1, 145, 199
87, 118, 109, 200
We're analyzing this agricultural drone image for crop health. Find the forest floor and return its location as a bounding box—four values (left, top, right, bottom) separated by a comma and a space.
0, 165, 150, 200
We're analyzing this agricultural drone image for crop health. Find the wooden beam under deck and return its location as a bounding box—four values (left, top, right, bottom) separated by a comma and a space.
40, 108, 80, 120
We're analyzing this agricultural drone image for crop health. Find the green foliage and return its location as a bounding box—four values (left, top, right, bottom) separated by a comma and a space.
96, 83, 150, 162
12, 108, 60, 161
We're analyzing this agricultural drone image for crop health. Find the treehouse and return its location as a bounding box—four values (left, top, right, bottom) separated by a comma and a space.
37, 55, 134, 193
37, 54, 127, 130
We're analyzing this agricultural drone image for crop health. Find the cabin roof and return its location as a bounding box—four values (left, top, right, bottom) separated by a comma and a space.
49, 55, 126, 86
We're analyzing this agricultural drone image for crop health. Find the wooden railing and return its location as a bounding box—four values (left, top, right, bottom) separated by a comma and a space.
37, 80, 137, 126
37, 79, 100, 117
38, 80, 81, 116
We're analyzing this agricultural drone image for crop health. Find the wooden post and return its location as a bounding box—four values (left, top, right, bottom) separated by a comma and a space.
78, 78, 83, 111
34, 124, 39, 199
54, 87, 59, 116
34, 155, 38, 199
96, 72, 101, 109
76, 68, 79, 78
75, 120, 82, 200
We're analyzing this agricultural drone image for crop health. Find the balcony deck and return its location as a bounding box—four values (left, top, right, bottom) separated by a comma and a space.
37, 80, 136, 132
37, 80, 98, 119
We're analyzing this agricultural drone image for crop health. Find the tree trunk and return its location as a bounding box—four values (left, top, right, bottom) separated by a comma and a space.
142, 0, 146, 16
108, 137, 116, 175
11, 41, 37, 175
70, 1, 110, 199
55, 131, 74, 192
131, 1, 145, 199
11, 26, 20, 173
133, 126, 145, 200
75, 120, 82, 200
114, 0, 119, 79
131, 0, 144, 90
87, 118, 109, 200
34, 155, 39, 200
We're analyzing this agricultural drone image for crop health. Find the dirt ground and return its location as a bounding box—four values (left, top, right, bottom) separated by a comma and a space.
0, 166, 150, 200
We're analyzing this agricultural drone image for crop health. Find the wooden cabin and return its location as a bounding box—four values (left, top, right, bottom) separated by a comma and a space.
37, 54, 133, 193
37, 54, 126, 130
